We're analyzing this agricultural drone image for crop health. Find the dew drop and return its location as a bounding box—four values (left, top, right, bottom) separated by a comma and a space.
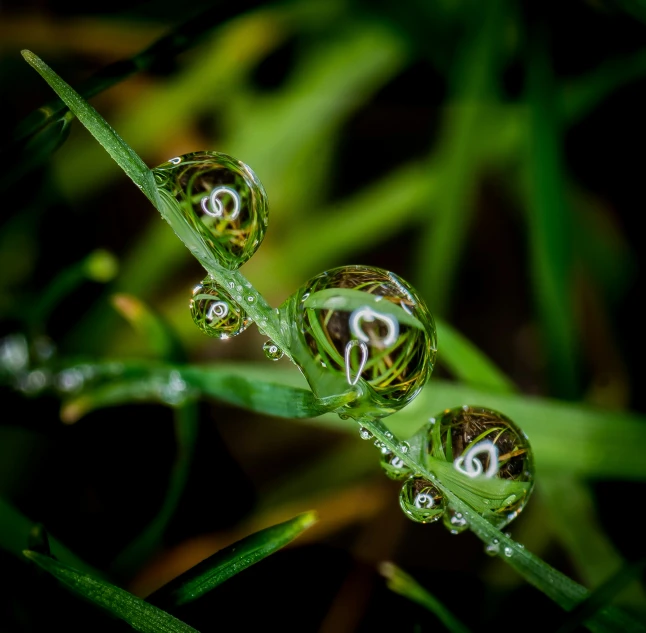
359, 427, 373, 440
263, 340, 284, 361
190, 277, 251, 339
56, 368, 85, 393
426, 405, 535, 531
399, 477, 445, 524
152, 151, 269, 270
0, 334, 29, 373
503, 546, 513, 557
278, 265, 437, 419
159, 370, 188, 405
380, 451, 411, 480
399, 441, 410, 454
442, 508, 469, 535
485, 538, 500, 557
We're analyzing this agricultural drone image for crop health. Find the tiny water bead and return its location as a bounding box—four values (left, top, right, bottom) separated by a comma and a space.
190, 277, 252, 339
263, 340, 284, 361
426, 405, 535, 530
442, 509, 469, 535
280, 266, 437, 417
399, 477, 445, 524
380, 450, 412, 480
152, 152, 269, 270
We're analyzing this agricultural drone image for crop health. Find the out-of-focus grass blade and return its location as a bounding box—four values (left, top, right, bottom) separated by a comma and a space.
110, 402, 199, 579
379, 562, 472, 633
26, 249, 118, 332
21, 50, 158, 201
560, 48, 646, 123
56, 359, 646, 479
23, 550, 199, 633
435, 317, 516, 393
414, 0, 507, 313
555, 558, 646, 633
111, 293, 184, 362
146, 511, 317, 607
525, 30, 578, 399
0, 497, 99, 575
541, 474, 646, 612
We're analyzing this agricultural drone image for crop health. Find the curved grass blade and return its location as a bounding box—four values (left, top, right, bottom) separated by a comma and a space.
379, 562, 472, 633
435, 317, 516, 393
146, 511, 317, 608
23, 550, 199, 633
0, 497, 100, 576
21, 50, 157, 202
555, 558, 646, 633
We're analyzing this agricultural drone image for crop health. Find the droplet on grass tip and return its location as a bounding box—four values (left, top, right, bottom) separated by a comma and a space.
190, 277, 251, 339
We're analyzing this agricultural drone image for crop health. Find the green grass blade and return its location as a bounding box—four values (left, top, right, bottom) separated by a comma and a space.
23, 550, 200, 633
146, 512, 317, 607
555, 558, 646, 633
20, 50, 157, 201
435, 317, 516, 393
524, 30, 578, 398
0, 497, 100, 576
414, 0, 507, 313
379, 562, 472, 633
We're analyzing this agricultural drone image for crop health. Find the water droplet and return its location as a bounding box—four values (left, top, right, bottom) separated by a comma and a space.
278, 265, 437, 418
426, 405, 535, 531
399, 477, 445, 523
485, 539, 500, 557
384, 430, 394, 440
32, 336, 56, 362
0, 334, 29, 373
399, 441, 410, 454
19, 369, 49, 394
503, 546, 513, 557
152, 151, 268, 270
380, 450, 411, 480
159, 370, 188, 405
442, 508, 469, 535
247, 296, 254, 303
359, 427, 373, 440
263, 340, 284, 361
56, 368, 85, 393
190, 277, 251, 339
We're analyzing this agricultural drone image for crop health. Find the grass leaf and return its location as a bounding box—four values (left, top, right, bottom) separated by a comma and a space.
379, 562, 472, 633
147, 512, 317, 607
24, 550, 200, 632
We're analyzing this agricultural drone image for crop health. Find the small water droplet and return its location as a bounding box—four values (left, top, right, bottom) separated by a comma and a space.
159, 370, 188, 405
379, 451, 411, 480
485, 540, 500, 556
190, 277, 251, 339
384, 430, 393, 440
359, 427, 373, 440
0, 334, 29, 373
399, 477, 445, 524
442, 508, 469, 535
399, 441, 410, 454
247, 296, 254, 302
19, 369, 49, 394
503, 546, 513, 557
263, 340, 284, 361
56, 368, 85, 393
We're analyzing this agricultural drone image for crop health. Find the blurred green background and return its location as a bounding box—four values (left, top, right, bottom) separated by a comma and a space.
1, 0, 646, 631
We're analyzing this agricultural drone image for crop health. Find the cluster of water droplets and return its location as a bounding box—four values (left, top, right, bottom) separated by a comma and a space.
376, 405, 535, 535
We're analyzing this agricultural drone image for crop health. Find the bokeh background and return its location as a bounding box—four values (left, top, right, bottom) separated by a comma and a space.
1, 0, 646, 631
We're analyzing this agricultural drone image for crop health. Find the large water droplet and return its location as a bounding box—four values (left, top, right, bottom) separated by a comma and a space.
263, 340, 284, 361
399, 477, 445, 523
426, 405, 535, 531
152, 152, 268, 270
279, 265, 437, 418
380, 451, 412, 480
190, 277, 252, 339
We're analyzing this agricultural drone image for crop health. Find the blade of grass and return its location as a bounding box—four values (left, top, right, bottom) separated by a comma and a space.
0, 497, 100, 576
414, 0, 507, 313
541, 474, 646, 612
146, 511, 317, 607
21, 50, 158, 202
524, 26, 578, 398
23, 550, 199, 633
55, 359, 646, 480
379, 562, 472, 633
